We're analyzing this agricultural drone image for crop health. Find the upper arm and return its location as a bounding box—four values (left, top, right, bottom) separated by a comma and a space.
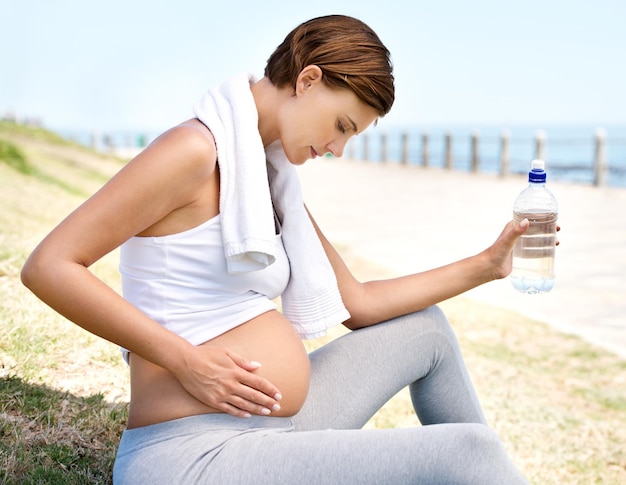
305, 207, 375, 328
26, 120, 218, 269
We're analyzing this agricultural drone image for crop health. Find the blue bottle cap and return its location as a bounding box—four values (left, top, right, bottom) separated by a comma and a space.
529, 159, 546, 183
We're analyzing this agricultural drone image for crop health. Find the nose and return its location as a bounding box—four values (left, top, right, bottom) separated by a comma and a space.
326, 140, 346, 158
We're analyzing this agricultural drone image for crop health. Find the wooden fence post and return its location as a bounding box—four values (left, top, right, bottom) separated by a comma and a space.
499, 129, 510, 177
363, 134, 369, 162
401, 132, 409, 165
535, 129, 546, 161
471, 131, 479, 173
91, 131, 99, 151
354, 128, 609, 188
348, 139, 355, 160
381, 133, 388, 163
422, 132, 429, 167
593, 127, 607, 186
444, 132, 453, 169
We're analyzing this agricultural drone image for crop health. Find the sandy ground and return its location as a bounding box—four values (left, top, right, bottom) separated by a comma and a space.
297, 158, 626, 359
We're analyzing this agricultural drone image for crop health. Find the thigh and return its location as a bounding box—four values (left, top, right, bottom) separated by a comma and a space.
116, 418, 527, 485
293, 306, 485, 430
113, 414, 293, 484
217, 423, 528, 485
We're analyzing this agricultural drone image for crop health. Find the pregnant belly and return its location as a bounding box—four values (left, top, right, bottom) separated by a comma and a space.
126, 310, 311, 429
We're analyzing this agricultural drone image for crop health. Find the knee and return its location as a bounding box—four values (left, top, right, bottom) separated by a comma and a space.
420, 305, 448, 326
453, 425, 527, 483
381, 306, 461, 362
459, 423, 500, 447
456, 424, 512, 463
376, 305, 457, 346
411, 305, 456, 340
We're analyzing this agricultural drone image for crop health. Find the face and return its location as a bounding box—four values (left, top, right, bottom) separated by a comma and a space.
278, 66, 379, 165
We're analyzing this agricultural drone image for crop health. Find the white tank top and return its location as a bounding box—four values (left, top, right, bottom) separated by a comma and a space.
119, 214, 290, 360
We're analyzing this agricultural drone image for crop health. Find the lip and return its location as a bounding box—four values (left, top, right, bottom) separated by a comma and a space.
310, 147, 320, 159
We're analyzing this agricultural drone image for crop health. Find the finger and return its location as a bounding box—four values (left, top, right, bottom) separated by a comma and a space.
517, 218, 529, 232
228, 392, 281, 417
228, 350, 282, 401
505, 218, 528, 242
231, 353, 263, 372
556, 224, 560, 245
206, 380, 280, 417
239, 373, 283, 405
218, 401, 253, 419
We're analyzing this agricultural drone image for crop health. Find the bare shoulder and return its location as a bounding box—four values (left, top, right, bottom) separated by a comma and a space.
163, 119, 216, 151
142, 119, 217, 176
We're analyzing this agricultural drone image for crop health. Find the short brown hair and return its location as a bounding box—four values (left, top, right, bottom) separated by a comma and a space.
265, 15, 395, 117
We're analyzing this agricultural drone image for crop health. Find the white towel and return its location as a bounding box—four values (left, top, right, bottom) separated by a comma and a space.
193, 73, 350, 339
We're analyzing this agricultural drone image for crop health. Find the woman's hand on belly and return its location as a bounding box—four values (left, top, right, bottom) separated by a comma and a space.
172, 344, 284, 418
128, 311, 311, 428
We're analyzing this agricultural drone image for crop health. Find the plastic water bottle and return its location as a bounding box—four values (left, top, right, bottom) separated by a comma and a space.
511, 159, 558, 294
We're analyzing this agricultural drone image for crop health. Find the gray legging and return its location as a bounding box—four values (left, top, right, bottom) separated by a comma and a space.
114, 306, 528, 484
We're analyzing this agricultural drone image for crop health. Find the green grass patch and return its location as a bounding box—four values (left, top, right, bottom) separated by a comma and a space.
0, 120, 81, 148
0, 139, 32, 175
1, 122, 130, 482
0, 375, 127, 485
0, 120, 124, 197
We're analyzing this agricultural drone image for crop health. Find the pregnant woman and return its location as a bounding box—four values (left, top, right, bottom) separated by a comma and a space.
22, 14, 530, 484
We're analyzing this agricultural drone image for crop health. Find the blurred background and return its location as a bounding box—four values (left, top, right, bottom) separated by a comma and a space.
2, 0, 625, 184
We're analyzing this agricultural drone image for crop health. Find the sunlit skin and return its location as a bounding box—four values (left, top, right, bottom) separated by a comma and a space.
253, 65, 379, 165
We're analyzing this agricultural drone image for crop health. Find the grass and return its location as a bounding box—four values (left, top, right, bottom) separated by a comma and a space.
305, 260, 626, 484
1, 376, 126, 485
1, 121, 625, 484
1, 122, 129, 484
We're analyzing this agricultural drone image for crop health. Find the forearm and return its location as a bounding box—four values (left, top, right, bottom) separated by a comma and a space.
21, 255, 193, 374
307, 208, 526, 331
344, 250, 494, 328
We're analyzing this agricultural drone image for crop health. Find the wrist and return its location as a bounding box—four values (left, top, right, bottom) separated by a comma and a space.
475, 249, 502, 283
168, 338, 197, 376
156, 335, 198, 377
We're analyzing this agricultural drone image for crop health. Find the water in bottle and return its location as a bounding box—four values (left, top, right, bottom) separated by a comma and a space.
511, 160, 558, 294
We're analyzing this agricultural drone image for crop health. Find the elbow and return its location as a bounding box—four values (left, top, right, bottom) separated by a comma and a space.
343, 307, 378, 330
340, 283, 377, 330
342, 316, 368, 331
21, 252, 42, 292
21, 248, 56, 295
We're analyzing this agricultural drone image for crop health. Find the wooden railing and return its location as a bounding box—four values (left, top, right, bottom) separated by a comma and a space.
347, 128, 621, 187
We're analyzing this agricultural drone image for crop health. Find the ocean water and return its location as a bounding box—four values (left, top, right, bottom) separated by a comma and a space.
347, 124, 626, 187
63, 124, 626, 188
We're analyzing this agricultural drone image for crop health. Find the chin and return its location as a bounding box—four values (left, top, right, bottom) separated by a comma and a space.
283, 148, 310, 166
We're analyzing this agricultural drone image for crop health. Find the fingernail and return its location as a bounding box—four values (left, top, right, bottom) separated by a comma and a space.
260, 407, 271, 415
250, 361, 262, 368
272, 403, 281, 412
274, 393, 282, 401
242, 413, 252, 418
521, 218, 529, 228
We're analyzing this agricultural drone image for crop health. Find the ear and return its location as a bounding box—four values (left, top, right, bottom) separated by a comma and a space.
295, 65, 323, 96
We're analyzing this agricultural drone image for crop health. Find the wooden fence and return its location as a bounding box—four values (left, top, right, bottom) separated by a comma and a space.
89, 127, 622, 188
348, 128, 613, 187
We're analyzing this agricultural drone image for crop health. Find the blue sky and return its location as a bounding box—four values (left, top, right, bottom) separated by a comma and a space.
1, 0, 625, 134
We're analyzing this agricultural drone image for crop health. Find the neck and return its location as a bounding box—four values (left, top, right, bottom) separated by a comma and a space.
251, 77, 289, 147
